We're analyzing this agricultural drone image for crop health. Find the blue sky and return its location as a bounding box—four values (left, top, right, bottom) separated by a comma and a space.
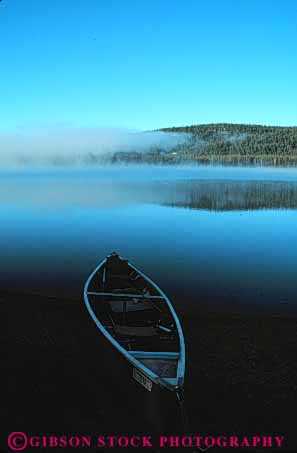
0, 0, 296, 131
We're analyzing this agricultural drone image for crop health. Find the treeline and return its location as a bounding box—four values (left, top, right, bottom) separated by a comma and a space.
111, 124, 297, 166
162, 123, 297, 165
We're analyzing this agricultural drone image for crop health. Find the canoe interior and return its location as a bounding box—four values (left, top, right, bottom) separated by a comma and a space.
86, 254, 181, 380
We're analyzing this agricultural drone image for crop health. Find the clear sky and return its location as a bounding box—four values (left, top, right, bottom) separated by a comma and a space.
0, 0, 296, 131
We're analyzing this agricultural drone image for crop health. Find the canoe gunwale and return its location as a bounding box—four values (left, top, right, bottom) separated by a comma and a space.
84, 254, 185, 391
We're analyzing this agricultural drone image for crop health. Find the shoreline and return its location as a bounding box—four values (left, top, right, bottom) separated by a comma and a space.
1, 291, 297, 451
110, 156, 297, 167
2, 160, 297, 170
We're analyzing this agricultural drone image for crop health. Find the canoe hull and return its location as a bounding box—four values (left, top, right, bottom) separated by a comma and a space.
91, 320, 184, 433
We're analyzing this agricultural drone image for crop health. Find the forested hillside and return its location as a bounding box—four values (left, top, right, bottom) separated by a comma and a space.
111, 124, 297, 166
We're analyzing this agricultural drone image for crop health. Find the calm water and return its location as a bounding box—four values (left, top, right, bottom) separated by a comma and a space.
1, 164, 297, 315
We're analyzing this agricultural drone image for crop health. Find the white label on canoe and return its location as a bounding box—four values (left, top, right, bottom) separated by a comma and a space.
133, 368, 152, 392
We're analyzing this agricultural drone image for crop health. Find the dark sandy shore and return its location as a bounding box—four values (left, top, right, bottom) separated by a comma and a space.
1, 290, 297, 452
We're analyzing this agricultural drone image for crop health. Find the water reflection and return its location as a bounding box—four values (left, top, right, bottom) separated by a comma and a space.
159, 180, 297, 211
1, 169, 297, 211
1, 166, 297, 314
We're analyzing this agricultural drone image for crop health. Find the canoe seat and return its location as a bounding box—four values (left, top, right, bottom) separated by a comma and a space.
138, 358, 178, 377
110, 299, 152, 313
113, 324, 158, 337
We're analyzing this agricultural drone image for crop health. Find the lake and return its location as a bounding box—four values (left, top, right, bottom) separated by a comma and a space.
1, 164, 297, 315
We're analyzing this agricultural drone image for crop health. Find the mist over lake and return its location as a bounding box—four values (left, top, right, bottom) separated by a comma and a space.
1, 164, 297, 315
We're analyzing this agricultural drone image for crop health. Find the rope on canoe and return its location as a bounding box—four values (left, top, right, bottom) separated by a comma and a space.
176, 390, 212, 453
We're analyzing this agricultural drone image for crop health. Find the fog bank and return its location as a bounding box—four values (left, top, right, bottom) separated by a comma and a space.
0, 127, 189, 166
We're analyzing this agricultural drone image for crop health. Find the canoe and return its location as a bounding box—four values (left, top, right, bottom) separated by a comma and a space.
84, 252, 186, 430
